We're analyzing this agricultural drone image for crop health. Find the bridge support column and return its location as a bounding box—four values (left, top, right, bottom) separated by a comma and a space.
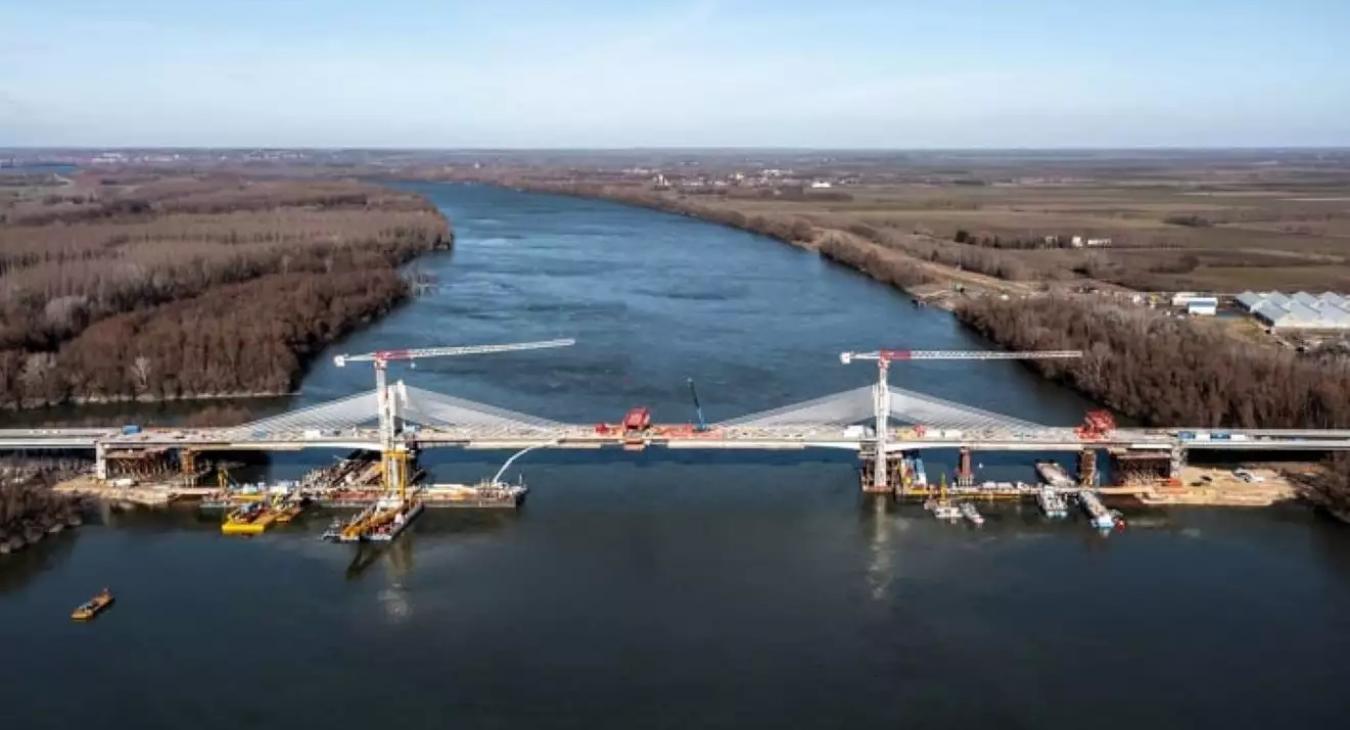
95, 442, 107, 481
1077, 448, 1097, 487
1169, 445, 1186, 482
956, 446, 974, 487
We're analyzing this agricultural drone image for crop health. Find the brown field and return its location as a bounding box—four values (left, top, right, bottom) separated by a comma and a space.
421, 149, 1350, 294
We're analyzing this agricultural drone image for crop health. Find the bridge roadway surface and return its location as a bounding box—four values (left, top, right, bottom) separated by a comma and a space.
3, 382, 1350, 455
5, 425, 1350, 454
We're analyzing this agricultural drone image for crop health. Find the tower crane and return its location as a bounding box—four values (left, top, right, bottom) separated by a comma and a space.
333, 338, 575, 492
839, 348, 1082, 491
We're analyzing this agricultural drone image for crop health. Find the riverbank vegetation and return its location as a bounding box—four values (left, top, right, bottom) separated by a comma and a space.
955, 296, 1350, 428
0, 171, 451, 409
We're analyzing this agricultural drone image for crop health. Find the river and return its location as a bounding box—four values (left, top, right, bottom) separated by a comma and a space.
4, 183, 1350, 728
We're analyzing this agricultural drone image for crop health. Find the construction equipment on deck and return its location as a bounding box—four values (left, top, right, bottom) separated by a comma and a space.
1077, 410, 1117, 440
622, 407, 652, 449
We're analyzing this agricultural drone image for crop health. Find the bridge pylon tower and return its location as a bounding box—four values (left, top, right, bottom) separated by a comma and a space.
333, 338, 575, 491
840, 347, 1083, 493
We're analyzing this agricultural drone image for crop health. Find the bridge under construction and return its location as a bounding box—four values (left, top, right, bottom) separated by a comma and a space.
4, 343, 1349, 496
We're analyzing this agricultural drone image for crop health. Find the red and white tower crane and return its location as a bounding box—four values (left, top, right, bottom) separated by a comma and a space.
334, 338, 575, 491
838, 348, 1083, 491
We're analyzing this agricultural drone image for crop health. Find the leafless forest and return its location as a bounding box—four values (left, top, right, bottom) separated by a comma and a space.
0, 172, 451, 408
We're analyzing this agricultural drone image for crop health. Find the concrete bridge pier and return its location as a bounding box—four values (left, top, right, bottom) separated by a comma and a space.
94, 442, 107, 481
1169, 444, 1187, 481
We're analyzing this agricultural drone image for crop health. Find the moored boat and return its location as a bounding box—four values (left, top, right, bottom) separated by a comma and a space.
959, 502, 985, 526
1035, 460, 1076, 488
325, 494, 424, 543
1078, 491, 1116, 530
220, 500, 281, 536
1036, 486, 1069, 518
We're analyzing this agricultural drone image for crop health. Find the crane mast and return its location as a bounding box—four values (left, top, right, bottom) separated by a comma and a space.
839, 347, 1083, 491
333, 338, 575, 493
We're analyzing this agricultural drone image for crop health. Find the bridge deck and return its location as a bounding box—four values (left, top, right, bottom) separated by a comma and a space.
4, 425, 1350, 454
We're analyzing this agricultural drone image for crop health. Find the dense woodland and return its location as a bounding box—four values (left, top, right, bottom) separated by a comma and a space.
0, 172, 451, 408
956, 297, 1350, 428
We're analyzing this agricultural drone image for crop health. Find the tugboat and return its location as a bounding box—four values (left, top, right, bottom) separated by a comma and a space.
71, 588, 115, 621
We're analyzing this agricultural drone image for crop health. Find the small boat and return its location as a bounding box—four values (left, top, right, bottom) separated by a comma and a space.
1036, 487, 1069, 518
71, 588, 115, 621
931, 502, 962, 521
959, 502, 985, 526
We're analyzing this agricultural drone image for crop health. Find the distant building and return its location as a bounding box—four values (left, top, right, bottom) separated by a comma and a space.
1240, 290, 1350, 330
1186, 298, 1218, 316
1171, 292, 1212, 307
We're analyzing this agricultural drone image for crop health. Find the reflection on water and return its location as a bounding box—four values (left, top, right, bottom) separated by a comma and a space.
0, 531, 78, 594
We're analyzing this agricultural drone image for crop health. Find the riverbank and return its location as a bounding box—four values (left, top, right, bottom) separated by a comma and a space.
1, 463, 85, 555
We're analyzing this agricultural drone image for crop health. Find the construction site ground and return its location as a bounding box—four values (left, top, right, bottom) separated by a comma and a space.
1101, 466, 1297, 507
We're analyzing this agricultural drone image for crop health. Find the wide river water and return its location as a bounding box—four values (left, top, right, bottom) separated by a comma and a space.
4, 183, 1350, 728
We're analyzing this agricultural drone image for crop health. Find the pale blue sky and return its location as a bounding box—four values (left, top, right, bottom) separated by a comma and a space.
2, 0, 1347, 147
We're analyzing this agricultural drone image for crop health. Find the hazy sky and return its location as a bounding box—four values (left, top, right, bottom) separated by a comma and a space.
3, 0, 1347, 148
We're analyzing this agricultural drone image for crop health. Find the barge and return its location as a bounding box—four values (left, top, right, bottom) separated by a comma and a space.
322, 494, 424, 543
1035, 460, 1077, 488
1077, 490, 1118, 530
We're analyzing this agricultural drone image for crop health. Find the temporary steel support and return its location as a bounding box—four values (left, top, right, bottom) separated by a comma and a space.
1077, 448, 1098, 487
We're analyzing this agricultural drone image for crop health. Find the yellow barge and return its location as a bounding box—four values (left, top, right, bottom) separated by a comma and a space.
220, 494, 309, 535
221, 500, 282, 535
